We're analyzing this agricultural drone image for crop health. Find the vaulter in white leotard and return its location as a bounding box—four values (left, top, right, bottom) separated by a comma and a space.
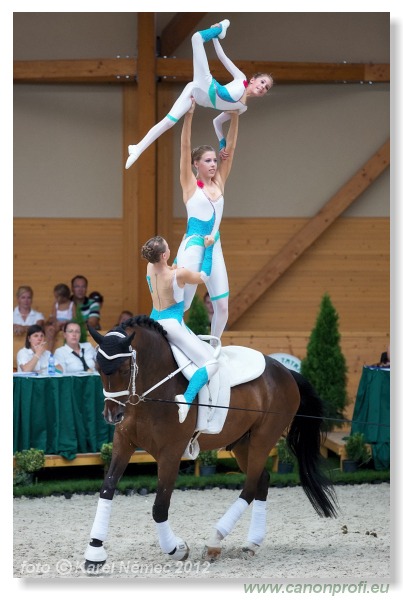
125, 19, 272, 168
141, 236, 217, 424
176, 184, 227, 314
175, 100, 238, 340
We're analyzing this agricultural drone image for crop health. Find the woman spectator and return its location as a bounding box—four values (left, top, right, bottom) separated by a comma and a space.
16, 324, 51, 373
53, 321, 96, 374
13, 285, 45, 336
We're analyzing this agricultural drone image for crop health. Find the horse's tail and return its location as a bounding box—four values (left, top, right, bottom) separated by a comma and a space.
286, 370, 338, 518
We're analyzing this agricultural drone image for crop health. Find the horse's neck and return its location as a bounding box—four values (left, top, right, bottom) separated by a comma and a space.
132, 325, 177, 389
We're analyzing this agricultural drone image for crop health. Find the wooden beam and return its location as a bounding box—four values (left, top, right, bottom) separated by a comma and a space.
136, 13, 158, 315
13, 58, 390, 84
13, 58, 137, 83
227, 139, 390, 328
160, 13, 208, 57
157, 59, 390, 83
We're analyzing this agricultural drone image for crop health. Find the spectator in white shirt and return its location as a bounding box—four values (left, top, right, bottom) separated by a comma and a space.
13, 286, 45, 336
17, 325, 51, 373
53, 321, 96, 374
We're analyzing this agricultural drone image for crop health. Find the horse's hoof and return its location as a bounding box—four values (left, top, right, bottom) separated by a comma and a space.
241, 542, 260, 557
170, 540, 189, 561
84, 559, 106, 573
84, 542, 107, 572
204, 545, 222, 561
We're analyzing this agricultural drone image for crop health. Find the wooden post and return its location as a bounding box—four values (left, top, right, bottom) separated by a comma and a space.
122, 13, 158, 315
156, 83, 174, 241
122, 84, 140, 313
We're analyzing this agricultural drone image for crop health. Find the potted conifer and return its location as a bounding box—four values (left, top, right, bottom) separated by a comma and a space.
342, 432, 371, 472
300, 293, 348, 431
276, 437, 295, 474
185, 294, 210, 335
198, 450, 217, 476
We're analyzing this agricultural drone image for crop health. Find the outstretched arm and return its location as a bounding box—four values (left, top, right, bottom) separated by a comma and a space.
180, 99, 197, 201
213, 105, 247, 150
216, 112, 239, 186
213, 112, 231, 151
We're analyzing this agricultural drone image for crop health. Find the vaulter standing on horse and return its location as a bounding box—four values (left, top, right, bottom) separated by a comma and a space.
175, 99, 237, 341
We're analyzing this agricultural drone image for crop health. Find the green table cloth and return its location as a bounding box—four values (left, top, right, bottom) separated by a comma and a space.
13, 374, 114, 460
351, 366, 390, 470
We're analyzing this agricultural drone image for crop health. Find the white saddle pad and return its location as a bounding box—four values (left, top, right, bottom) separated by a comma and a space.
170, 343, 266, 436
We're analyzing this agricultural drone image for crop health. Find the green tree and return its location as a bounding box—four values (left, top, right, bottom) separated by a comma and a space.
185, 294, 210, 335
300, 293, 348, 430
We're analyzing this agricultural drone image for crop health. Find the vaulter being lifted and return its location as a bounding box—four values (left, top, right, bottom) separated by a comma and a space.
125, 19, 273, 168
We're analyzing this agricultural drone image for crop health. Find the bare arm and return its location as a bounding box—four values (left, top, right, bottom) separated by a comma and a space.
216, 112, 239, 186
176, 244, 214, 287
47, 301, 57, 324
176, 268, 206, 287
180, 100, 197, 201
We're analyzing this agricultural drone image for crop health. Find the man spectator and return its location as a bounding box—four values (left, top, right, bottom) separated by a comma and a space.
71, 275, 101, 330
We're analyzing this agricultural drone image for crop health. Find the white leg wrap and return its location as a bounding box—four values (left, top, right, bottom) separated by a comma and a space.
90, 498, 112, 541
247, 500, 267, 546
84, 543, 108, 563
207, 528, 224, 548
155, 520, 177, 554
216, 497, 249, 538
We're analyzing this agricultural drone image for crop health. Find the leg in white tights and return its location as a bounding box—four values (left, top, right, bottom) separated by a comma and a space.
210, 296, 229, 339
125, 22, 229, 168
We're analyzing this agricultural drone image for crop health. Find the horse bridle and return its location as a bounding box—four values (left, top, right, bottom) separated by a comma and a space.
98, 331, 193, 408
97, 332, 139, 407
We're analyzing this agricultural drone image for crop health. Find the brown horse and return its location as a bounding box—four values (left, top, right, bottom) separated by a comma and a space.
84, 317, 337, 570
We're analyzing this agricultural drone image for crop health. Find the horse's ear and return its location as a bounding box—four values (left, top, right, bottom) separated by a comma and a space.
128, 330, 135, 345
87, 325, 104, 345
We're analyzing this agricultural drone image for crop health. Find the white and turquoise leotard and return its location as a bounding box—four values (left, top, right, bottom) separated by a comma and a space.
148, 271, 218, 404
127, 25, 247, 163
176, 186, 229, 338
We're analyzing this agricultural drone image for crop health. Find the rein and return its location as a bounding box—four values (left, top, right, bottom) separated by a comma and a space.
140, 360, 192, 398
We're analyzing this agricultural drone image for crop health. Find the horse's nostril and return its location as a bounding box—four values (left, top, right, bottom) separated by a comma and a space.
114, 412, 124, 424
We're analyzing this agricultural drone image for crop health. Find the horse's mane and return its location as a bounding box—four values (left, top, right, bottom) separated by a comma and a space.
122, 314, 167, 337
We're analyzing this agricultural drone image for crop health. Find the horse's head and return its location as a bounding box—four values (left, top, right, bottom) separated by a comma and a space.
88, 324, 136, 425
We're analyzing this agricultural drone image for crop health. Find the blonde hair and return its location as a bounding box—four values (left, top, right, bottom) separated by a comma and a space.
191, 145, 215, 165
16, 285, 33, 298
